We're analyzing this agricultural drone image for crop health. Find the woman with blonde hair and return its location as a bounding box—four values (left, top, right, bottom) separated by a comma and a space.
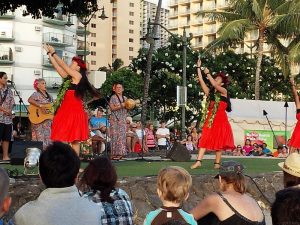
28, 79, 53, 149
191, 161, 265, 225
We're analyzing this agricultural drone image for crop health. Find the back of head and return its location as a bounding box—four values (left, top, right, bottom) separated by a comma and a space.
278, 153, 300, 188
0, 167, 9, 206
80, 157, 117, 203
271, 187, 300, 225
157, 166, 192, 204
217, 161, 246, 194
39, 142, 80, 188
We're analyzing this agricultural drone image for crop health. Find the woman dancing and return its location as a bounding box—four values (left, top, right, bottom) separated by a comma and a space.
43, 44, 100, 155
28, 79, 53, 150
191, 59, 234, 169
288, 78, 300, 153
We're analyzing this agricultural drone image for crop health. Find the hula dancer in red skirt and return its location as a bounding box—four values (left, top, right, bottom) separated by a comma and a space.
44, 44, 100, 155
191, 59, 235, 169
288, 78, 300, 152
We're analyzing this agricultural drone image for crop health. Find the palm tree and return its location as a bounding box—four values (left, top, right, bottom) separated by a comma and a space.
199, 0, 298, 100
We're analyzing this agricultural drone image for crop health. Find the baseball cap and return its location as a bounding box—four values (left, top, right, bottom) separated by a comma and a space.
214, 161, 245, 179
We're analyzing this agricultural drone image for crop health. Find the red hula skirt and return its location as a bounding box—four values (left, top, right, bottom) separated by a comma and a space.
198, 101, 235, 151
289, 113, 300, 148
51, 90, 89, 142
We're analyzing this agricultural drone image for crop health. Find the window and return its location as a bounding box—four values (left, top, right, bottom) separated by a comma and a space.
91, 33, 96, 37
129, 20, 134, 25
91, 51, 96, 56
92, 14, 96, 19
129, 47, 134, 51
129, 38, 134, 43
91, 61, 96, 65
91, 23, 96, 28
129, 12, 134, 16
129, 56, 133, 60
91, 42, 96, 47
129, 29, 134, 34
129, 2, 134, 7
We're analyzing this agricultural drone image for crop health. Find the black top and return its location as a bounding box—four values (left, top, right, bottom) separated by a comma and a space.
209, 90, 227, 103
68, 83, 77, 90
216, 192, 265, 225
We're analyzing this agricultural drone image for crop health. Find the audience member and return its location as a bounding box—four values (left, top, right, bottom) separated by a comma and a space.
143, 166, 197, 225
136, 121, 147, 152
190, 128, 199, 147
242, 139, 253, 155
279, 145, 289, 158
273, 146, 282, 158
271, 188, 300, 225
262, 143, 272, 156
0, 167, 12, 224
252, 145, 264, 156
191, 161, 265, 225
79, 157, 134, 225
232, 145, 246, 156
13, 142, 101, 225
278, 153, 300, 188
156, 121, 170, 154
126, 123, 139, 154
181, 135, 195, 152
145, 123, 156, 152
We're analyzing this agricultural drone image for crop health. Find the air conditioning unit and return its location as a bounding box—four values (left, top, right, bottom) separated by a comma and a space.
35, 26, 41, 31
13, 91, 20, 96
73, 34, 77, 39
34, 70, 41, 76
0, 31, 6, 37
15, 46, 22, 52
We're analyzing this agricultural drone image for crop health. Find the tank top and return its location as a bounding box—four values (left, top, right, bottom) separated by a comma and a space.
216, 192, 265, 225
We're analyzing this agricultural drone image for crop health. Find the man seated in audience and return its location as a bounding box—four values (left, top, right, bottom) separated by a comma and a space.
252, 144, 264, 156
13, 142, 101, 225
144, 166, 197, 225
0, 167, 12, 225
271, 188, 300, 225
90, 107, 109, 155
278, 152, 300, 188
262, 143, 273, 156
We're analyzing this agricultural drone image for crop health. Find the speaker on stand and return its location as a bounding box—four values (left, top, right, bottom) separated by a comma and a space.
167, 142, 191, 162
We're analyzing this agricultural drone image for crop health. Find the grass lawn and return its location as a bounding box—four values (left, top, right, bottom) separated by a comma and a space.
1, 157, 285, 178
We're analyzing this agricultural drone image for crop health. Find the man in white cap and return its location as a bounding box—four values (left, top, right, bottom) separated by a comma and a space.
278, 153, 300, 188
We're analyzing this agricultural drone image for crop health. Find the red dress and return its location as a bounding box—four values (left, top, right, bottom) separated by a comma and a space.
51, 89, 89, 142
289, 111, 300, 148
198, 97, 235, 150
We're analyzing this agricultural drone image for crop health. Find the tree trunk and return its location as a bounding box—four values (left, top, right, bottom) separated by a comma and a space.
255, 30, 264, 100
141, 0, 162, 128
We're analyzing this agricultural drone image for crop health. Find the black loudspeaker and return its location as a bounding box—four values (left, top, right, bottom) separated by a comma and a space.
11, 141, 43, 165
167, 142, 191, 162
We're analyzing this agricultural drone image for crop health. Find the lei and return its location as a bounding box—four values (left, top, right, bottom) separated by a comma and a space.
52, 78, 72, 114
199, 92, 221, 128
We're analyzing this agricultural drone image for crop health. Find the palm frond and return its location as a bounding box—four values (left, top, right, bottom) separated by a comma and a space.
252, 0, 263, 21
217, 19, 252, 41
289, 41, 300, 63
273, 14, 300, 36
197, 11, 241, 23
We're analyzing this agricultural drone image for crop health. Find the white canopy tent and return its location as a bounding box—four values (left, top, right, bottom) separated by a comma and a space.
228, 99, 297, 145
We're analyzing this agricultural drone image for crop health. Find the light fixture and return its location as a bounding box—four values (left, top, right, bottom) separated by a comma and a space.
65, 15, 74, 27
99, 7, 108, 20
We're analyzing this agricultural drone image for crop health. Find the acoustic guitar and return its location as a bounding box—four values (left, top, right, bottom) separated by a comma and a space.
28, 103, 54, 124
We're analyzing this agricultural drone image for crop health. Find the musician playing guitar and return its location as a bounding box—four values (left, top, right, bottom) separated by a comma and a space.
0, 72, 15, 161
28, 79, 53, 150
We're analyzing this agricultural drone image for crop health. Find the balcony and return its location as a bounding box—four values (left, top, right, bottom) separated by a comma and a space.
43, 32, 73, 47
193, 41, 203, 48
43, 55, 72, 67
191, 7, 202, 14
179, 22, 190, 27
0, 12, 15, 19
169, 12, 178, 17
179, 9, 190, 15
43, 15, 68, 26
76, 26, 90, 36
168, 24, 178, 29
204, 27, 217, 35
169, 0, 178, 6
193, 30, 203, 36
0, 31, 14, 41
76, 40, 90, 56
0, 49, 14, 64
179, 0, 190, 5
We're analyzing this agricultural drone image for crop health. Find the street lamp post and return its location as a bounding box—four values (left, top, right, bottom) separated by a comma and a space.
66, 7, 108, 62
145, 21, 192, 139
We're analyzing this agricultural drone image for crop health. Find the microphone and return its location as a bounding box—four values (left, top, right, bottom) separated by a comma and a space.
263, 110, 268, 116
7, 80, 13, 84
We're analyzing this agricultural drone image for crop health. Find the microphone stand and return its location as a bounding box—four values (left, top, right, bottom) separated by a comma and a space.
263, 110, 279, 147
9, 82, 29, 125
